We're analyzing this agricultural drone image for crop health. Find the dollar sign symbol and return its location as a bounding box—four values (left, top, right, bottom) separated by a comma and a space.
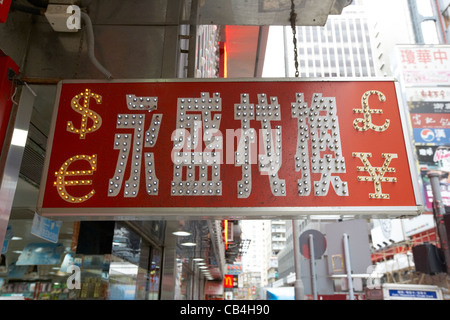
67, 88, 102, 139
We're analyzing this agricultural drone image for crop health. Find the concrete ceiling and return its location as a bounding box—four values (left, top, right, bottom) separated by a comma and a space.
198, 0, 352, 25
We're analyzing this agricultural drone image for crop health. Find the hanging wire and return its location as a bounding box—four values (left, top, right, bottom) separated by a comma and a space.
290, 0, 299, 77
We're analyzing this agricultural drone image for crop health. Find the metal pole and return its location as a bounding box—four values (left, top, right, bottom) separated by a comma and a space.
309, 234, 318, 300
0, 84, 35, 253
343, 233, 354, 300
187, 0, 199, 78
428, 172, 450, 274
283, 26, 290, 77
292, 220, 305, 300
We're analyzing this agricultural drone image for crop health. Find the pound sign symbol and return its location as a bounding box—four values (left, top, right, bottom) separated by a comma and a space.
67, 88, 103, 139
353, 90, 390, 132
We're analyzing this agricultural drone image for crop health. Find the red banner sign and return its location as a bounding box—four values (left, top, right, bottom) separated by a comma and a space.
0, 54, 18, 154
0, 0, 12, 23
37, 79, 422, 219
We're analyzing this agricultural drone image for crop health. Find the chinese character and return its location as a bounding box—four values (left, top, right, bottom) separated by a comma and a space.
435, 129, 446, 141
433, 49, 448, 64
233, 93, 256, 198
400, 49, 415, 65
108, 95, 162, 197
171, 92, 222, 196
434, 103, 444, 111
291, 93, 348, 196
416, 49, 432, 65
425, 116, 436, 125
412, 114, 422, 126
256, 93, 285, 196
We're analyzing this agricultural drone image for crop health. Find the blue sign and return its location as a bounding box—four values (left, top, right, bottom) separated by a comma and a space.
413, 128, 450, 145
16, 242, 64, 265
389, 289, 438, 299
1, 225, 13, 254
31, 213, 62, 243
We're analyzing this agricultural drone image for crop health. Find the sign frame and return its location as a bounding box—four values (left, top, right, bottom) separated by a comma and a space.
36, 78, 423, 220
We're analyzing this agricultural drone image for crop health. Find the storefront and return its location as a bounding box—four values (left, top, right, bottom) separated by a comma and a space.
0, 220, 165, 300
0, 217, 225, 300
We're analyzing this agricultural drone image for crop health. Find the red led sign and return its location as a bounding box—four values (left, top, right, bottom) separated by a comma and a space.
37, 79, 422, 219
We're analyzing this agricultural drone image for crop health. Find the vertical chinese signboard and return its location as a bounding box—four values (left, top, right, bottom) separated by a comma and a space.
37, 79, 422, 219
393, 45, 450, 211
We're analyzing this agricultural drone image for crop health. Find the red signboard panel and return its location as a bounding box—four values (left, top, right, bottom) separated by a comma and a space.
0, 54, 18, 155
223, 275, 234, 288
0, 0, 12, 23
37, 79, 422, 219
410, 113, 450, 129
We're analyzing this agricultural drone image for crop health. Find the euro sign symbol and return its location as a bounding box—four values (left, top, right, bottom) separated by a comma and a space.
67, 89, 102, 139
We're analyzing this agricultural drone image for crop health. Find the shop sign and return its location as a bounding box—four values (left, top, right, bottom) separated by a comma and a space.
409, 101, 450, 114
223, 274, 234, 288
411, 113, 450, 129
423, 180, 450, 210
415, 145, 450, 172
405, 87, 450, 102
31, 212, 62, 243
226, 264, 242, 275
37, 79, 422, 219
413, 128, 450, 145
394, 45, 450, 85
402, 213, 435, 237
16, 243, 64, 265
0, 0, 12, 23
397, 46, 450, 71
387, 289, 438, 300
204, 281, 223, 295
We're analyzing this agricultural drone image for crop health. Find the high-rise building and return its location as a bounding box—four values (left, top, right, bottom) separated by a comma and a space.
271, 220, 287, 255
263, 0, 414, 78
289, 3, 377, 78
240, 220, 272, 288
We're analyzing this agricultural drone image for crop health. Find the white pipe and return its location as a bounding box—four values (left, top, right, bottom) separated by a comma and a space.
343, 233, 354, 300
81, 12, 113, 79
292, 220, 305, 300
309, 234, 318, 300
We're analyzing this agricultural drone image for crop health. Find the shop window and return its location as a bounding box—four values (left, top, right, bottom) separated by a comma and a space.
0, 220, 162, 300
